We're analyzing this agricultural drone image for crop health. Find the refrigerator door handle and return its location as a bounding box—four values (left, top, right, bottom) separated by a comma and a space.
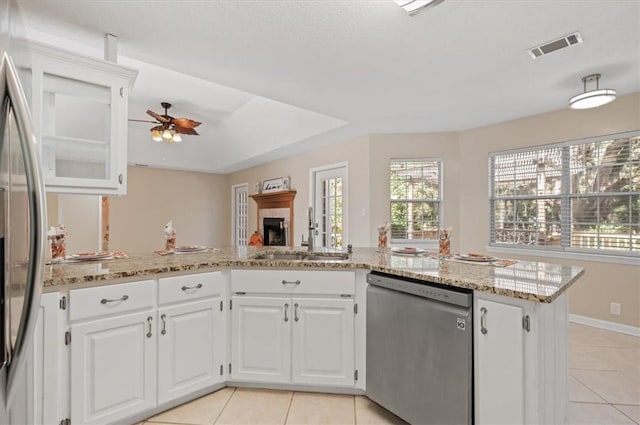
0, 53, 47, 408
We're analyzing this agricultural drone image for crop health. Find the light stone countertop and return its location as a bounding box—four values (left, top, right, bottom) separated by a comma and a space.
42, 246, 585, 303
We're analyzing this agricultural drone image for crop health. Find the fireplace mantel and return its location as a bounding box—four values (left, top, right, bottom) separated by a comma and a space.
250, 190, 296, 247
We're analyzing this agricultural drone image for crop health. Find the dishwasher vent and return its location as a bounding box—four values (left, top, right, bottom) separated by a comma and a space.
528, 32, 583, 59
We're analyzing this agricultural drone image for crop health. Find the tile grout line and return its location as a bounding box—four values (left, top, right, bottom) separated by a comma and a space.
611, 404, 640, 425
353, 395, 357, 425
283, 391, 295, 425
212, 387, 237, 425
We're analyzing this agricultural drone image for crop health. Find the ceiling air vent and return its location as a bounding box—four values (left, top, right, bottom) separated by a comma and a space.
528, 32, 583, 59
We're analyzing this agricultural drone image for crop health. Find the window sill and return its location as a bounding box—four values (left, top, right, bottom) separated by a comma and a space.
486, 245, 639, 266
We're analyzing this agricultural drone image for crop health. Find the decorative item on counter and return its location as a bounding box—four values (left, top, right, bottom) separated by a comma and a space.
377, 222, 390, 249
248, 230, 264, 246
164, 220, 176, 252
47, 224, 67, 261
439, 227, 452, 256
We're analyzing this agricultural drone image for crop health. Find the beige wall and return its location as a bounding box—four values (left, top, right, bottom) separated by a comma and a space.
109, 166, 229, 252
458, 93, 640, 328
231, 93, 639, 328
368, 132, 461, 249
228, 135, 371, 247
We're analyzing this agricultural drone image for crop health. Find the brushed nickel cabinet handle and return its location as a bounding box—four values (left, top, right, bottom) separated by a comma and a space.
101, 294, 129, 304
281, 280, 301, 285
147, 316, 153, 338
284, 303, 289, 322
480, 307, 488, 334
182, 283, 203, 291
161, 314, 167, 335
294, 303, 299, 322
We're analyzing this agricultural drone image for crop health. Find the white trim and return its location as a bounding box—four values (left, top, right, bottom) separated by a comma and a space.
570, 314, 640, 337
309, 161, 349, 248
486, 245, 639, 266
231, 183, 249, 246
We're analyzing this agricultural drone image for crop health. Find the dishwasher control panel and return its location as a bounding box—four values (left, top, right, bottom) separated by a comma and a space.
366, 272, 472, 308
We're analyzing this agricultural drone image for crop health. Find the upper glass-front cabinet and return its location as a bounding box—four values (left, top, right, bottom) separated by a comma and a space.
27, 41, 137, 195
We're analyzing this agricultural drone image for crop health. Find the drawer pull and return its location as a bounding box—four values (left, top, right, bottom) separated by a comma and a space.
284, 303, 289, 322
281, 280, 301, 285
147, 316, 153, 338
181, 283, 203, 291
161, 314, 167, 335
480, 307, 488, 334
294, 303, 299, 322
100, 295, 129, 304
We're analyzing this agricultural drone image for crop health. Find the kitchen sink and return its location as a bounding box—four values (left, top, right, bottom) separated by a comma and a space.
303, 254, 350, 261
250, 252, 350, 262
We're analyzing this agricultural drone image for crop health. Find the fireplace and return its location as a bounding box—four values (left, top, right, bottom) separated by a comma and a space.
263, 218, 286, 246
250, 190, 296, 247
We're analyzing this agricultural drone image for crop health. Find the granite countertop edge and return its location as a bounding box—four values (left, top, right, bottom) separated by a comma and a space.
42, 247, 586, 303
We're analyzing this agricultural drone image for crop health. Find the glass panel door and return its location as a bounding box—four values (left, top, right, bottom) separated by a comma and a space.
41, 73, 112, 181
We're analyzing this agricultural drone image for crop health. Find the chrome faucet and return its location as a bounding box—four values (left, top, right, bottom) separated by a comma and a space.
303, 206, 316, 251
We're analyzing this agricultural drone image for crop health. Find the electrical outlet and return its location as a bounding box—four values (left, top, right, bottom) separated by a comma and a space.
610, 302, 621, 315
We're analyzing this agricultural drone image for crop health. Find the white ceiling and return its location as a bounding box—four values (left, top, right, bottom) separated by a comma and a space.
14, 0, 640, 174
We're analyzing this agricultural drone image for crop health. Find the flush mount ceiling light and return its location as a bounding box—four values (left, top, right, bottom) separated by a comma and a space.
569, 73, 617, 109
394, 0, 445, 16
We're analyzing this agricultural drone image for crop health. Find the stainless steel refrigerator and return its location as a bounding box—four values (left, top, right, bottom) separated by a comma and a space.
0, 0, 48, 423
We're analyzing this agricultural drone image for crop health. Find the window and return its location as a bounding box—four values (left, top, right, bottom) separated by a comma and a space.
390, 159, 442, 242
490, 131, 640, 257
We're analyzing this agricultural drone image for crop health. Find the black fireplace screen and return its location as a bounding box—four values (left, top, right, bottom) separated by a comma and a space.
263, 218, 286, 246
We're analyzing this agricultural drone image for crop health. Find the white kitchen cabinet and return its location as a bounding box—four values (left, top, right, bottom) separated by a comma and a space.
9, 292, 63, 425
476, 298, 525, 425
157, 272, 227, 403
26, 41, 137, 195
231, 296, 291, 384
474, 292, 569, 425
292, 297, 354, 387
230, 269, 357, 388
158, 299, 225, 404
70, 311, 157, 425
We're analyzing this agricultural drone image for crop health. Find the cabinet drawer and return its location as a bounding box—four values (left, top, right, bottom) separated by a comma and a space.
70, 280, 154, 321
231, 270, 355, 295
158, 272, 224, 305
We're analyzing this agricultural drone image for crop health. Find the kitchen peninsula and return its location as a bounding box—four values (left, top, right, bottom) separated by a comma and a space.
37, 247, 583, 425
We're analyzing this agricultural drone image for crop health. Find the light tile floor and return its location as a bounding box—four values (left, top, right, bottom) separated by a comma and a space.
142, 323, 639, 425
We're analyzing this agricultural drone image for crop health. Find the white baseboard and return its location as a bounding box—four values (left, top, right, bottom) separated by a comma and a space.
570, 314, 640, 337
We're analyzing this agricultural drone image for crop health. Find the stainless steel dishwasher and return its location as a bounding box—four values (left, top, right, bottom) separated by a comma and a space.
366, 272, 473, 425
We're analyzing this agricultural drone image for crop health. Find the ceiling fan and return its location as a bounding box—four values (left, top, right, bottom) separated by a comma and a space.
129, 102, 202, 143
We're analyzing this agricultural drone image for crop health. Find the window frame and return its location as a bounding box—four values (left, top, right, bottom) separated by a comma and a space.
389, 158, 443, 245
488, 130, 640, 260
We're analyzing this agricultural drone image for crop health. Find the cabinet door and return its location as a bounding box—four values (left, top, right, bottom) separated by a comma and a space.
29, 46, 135, 195
158, 298, 224, 404
231, 296, 291, 383
9, 292, 62, 425
292, 298, 354, 386
71, 311, 156, 425
476, 299, 524, 425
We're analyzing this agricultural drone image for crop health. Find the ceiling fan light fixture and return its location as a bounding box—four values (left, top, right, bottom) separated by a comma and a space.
162, 128, 173, 141
172, 133, 182, 143
569, 73, 616, 109
151, 129, 162, 142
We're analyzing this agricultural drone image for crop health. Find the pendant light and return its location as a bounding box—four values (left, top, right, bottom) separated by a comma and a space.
569, 73, 616, 109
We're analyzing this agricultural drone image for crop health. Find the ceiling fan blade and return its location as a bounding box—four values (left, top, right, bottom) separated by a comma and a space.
174, 126, 199, 135
150, 125, 165, 132
146, 109, 171, 124
172, 118, 202, 129
128, 119, 158, 124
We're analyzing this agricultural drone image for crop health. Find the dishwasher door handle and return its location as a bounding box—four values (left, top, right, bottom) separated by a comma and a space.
480, 307, 488, 334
